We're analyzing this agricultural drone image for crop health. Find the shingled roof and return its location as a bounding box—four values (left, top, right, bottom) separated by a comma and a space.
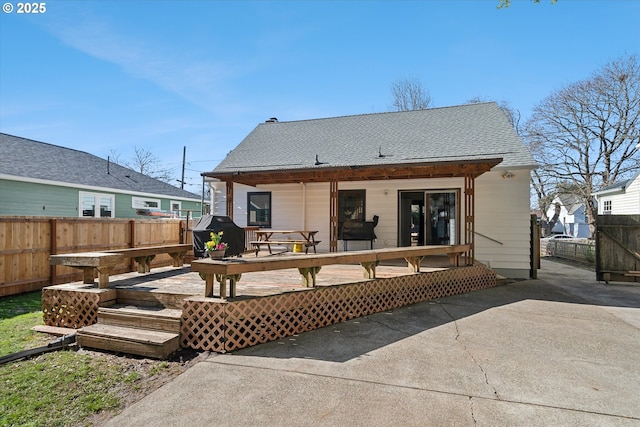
0, 133, 200, 200
211, 102, 536, 175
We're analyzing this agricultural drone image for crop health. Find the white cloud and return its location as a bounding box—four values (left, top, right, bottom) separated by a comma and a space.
40, 10, 242, 118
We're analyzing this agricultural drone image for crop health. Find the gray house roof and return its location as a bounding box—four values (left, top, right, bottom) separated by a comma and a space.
0, 133, 201, 200
593, 170, 640, 196
212, 102, 536, 174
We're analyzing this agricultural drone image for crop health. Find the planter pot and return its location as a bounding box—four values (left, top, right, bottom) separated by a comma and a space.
208, 250, 226, 259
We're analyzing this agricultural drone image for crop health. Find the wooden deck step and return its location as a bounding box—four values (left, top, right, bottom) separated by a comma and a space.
78, 324, 179, 359
98, 305, 183, 333
115, 288, 190, 309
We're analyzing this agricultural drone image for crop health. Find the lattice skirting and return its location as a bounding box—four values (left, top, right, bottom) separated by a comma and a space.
181, 265, 497, 353
42, 286, 116, 329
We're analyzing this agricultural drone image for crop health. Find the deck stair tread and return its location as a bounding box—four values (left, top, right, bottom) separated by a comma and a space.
97, 304, 182, 333
99, 305, 182, 319
77, 323, 180, 359
80, 324, 178, 343
78, 304, 183, 359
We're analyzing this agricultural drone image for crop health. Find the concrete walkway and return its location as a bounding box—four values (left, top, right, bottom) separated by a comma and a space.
105, 259, 640, 426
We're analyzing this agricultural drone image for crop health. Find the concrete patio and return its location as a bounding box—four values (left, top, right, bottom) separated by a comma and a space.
104, 258, 640, 426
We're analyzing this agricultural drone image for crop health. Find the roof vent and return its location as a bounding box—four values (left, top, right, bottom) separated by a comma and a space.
265, 117, 278, 123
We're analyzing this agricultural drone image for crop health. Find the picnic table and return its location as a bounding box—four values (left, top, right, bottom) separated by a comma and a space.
250, 230, 320, 255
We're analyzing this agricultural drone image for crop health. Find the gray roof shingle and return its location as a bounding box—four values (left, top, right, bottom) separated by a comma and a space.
213, 102, 537, 173
0, 133, 201, 200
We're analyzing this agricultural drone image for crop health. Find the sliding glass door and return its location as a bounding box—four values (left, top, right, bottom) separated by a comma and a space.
399, 190, 459, 246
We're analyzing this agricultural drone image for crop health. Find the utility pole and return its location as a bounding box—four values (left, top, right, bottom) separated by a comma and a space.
180, 146, 186, 189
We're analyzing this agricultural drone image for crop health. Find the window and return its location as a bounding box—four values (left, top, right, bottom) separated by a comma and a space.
79, 192, 115, 218
603, 200, 612, 214
170, 200, 182, 216
132, 197, 161, 210
248, 192, 271, 227
338, 190, 366, 224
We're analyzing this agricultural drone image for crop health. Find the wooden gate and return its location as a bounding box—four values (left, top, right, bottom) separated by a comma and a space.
595, 215, 640, 283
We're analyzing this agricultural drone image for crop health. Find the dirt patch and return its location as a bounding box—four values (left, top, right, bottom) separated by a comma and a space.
81, 347, 210, 425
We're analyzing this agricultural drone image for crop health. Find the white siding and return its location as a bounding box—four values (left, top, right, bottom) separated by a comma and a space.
475, 171, 532, 278
612, 175, 640, 214
214, 168, 533, 278
595, 175, 640, 215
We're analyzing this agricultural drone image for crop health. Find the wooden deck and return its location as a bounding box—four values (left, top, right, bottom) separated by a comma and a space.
42, 252, 497, 358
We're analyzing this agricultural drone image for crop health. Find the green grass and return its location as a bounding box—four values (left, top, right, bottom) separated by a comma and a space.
0, 292, 123, 426
0, 350, 123, 427
0, 290, 189, 426
0, 291, 50, 357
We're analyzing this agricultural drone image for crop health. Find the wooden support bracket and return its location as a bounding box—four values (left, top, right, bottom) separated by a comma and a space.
405, 256, 424, 272
360, 261, 377, 279
298, 266, 322, 287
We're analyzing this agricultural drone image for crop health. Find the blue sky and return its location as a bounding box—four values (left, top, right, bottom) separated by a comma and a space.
1, 0, 639, 192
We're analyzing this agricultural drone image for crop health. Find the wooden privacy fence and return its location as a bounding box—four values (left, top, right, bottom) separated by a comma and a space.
0, 216, 193, 297
596, 215, 640, 283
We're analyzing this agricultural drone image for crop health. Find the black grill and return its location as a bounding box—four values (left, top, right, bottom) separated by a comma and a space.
192, 215, 245, 258
339, 215, 379, 250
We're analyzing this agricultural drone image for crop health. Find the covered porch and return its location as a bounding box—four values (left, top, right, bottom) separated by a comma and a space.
203, 158, 503, 263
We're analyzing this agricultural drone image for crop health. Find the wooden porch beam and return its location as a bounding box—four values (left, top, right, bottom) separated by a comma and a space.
329, 180, 338, 252
226, 180, 234, 220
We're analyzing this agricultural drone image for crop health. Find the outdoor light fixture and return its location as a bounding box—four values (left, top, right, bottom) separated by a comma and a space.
502, 171, 515, 179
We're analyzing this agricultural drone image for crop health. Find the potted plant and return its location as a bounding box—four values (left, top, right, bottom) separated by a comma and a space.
204, 231, 228, 259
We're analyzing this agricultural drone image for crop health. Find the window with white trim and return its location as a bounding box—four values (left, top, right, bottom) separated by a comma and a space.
79, 192, 115, 218
132, 197, 161, 210
603, 200, 612, 214
170, 200, 182, 216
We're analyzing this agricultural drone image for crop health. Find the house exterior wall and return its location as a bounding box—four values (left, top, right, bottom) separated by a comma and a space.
1, 179, 81, 216
475, 171, 532, 278
0, 178, 202, 218
212, 168, 533, 278
597, 175, 640, 215
545, 197, 590, 238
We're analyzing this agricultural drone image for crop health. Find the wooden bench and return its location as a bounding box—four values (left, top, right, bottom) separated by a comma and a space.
249, 240, 321, 255
107, 244, 192, 273
50, 252, 124, 289
50, 244, 193, 288
191, 244, 470, 299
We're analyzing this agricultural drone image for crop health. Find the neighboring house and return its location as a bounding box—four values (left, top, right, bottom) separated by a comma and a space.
544, 194, 591, 238
203, 102, 538, 279
592, 171, 640, 215
0, 133, 204, 218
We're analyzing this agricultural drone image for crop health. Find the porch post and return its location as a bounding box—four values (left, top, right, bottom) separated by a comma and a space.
464, 174, 475, 265
330, 180, 339, 252
226, 180, 234, 220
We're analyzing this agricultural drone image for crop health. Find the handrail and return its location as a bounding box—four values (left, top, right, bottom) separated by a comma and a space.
474, 231, 503, 245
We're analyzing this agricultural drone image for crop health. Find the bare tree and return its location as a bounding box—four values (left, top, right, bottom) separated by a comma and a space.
390, 77, 432, 111
524, 54, 640, 233
497, 0, 557, 8
111, 147, 174, 183
467, 97, 522, 133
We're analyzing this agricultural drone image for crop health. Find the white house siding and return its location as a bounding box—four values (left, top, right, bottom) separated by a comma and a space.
210, 169, 533, 278
613, 176, 639, 214
596, 175, 640, 215
475, 171, 532, 279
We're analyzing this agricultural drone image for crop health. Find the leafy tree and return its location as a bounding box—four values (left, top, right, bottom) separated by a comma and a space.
390, 77, 432, 111
524, 54, 640, 233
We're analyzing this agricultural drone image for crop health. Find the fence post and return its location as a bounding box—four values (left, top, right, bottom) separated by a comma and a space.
128, 220, 136, 271
50, 218, 58, 285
